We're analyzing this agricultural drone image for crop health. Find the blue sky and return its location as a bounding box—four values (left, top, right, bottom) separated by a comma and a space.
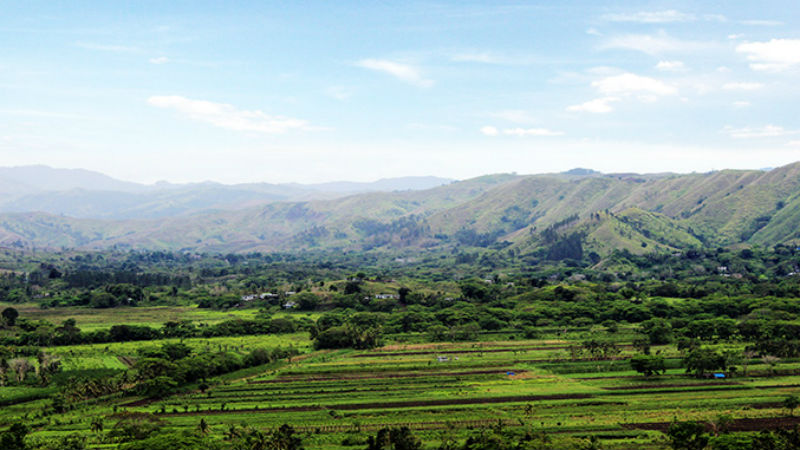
2, 1, 799, 184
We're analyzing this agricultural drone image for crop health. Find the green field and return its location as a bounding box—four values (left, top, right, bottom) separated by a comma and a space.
4, 330, 799, 450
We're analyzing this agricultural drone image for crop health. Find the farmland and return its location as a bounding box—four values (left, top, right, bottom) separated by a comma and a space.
3, 321, 800, 449
2, 246, 800, 449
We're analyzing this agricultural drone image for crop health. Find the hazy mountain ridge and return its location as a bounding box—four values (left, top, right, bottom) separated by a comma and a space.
0, 166, 453, 219
1, 163, 799, 254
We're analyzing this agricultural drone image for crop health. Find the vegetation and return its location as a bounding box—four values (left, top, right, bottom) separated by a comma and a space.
0, 239, 799, 449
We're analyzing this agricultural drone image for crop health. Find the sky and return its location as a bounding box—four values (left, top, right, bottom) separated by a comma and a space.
2, 1, 800, 184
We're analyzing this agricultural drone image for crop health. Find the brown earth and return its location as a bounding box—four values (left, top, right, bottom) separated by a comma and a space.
248, 368, 527, 384
623, 416, 800, 432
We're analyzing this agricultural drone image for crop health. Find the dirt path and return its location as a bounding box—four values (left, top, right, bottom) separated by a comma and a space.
158, 392, 593, 416
248, 368, 527, 384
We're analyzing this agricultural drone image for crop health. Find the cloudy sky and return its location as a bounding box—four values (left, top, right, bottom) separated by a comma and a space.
2, 1, 799, 184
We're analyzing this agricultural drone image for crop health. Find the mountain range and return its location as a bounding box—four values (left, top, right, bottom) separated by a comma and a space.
1, 163, 799, 256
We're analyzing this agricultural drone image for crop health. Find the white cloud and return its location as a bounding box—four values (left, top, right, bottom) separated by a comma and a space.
656, 60, 685, 71
149, 56, 169, 64
722, 82, 764, 90
600, 31, 713, 55
480, 126, 499, 136
592, 73, 678, 97
566, 97, 619, 113
733, 101, 751, 108
787, 140, 800, 147
355, 59, 434, 87
567, 73, 676, 114
736, 39, 800, 71
723, 125, 797, 138
586, 28, 602, 36
481, 126, 563, 136
147, 96, 314, 133
728, 34, 744, 40
601, 10, 695, 23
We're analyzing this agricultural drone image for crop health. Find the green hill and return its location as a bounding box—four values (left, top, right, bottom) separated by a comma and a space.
1, 163, 799, 255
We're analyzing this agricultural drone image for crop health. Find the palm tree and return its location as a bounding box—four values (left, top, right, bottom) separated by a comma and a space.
199, 418, 210, 435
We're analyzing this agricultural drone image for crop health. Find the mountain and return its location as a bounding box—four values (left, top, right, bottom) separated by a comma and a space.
0, 165, 146, 195
1, 163, 799, 254
0, 166, 453, 219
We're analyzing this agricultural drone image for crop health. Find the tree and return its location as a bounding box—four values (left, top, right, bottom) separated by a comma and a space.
367, 427, 421, 450
36, 351, 61, 385
630, 355, 666, 377
784, 395, 800, 417
0, 423, 29, 450
199, 418, 210, 435
1, 307, 18, 327
667, 421, 709, 450
270, 424, 303, 450
8, 358, 34, 383
684, 348, 727, 378
639, 318, 673, 345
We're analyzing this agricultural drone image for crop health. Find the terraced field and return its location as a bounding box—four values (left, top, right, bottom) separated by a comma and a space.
85, 341, 800, 446
3, 333, 800, 449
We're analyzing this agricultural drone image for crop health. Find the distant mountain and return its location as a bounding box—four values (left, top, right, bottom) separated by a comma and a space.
1, 163, 799, 255
562, 168, 601, 176
0, 165, 146, 194
0, 166, 453, 219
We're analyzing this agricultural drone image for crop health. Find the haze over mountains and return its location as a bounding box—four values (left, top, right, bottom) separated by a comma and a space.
1, 162, 799, 255
0, 166, 453, 219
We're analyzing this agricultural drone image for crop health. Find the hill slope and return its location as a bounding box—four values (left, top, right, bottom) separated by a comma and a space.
1, 163, 799, 254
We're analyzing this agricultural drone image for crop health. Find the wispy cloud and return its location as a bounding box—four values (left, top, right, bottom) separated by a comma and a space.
147, 96, 316, 133
741, 19, 783, 26
655, 60, 686, 72
600, 31, 714, 55
601, 10, 695, 23
592, 73, 677, 97
723, 125, 797, 138
449, 51, 545, 65
566, 97, 620, 113
722, 82, 764, 90
481, 126, 563, 137
732, 101, 751, 108
355, 59, 433, 87
149, 56, 169, 64
736, 39, 800, 71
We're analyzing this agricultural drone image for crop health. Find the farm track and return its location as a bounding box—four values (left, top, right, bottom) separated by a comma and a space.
601, 382, 741, 390
248, 368, 526, 384
623, 416, 800, 432
353, 347, 575, 357
158, 393, 594, 416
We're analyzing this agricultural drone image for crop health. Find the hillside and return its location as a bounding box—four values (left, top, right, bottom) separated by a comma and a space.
1, 163, 799, 254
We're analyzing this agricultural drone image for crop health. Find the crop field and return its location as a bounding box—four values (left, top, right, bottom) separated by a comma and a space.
6, 331, 799, 449
0, 302, 321, 331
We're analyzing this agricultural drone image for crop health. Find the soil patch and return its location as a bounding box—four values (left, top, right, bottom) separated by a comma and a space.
249, 368, 527, 384
623, 416, 800, 432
